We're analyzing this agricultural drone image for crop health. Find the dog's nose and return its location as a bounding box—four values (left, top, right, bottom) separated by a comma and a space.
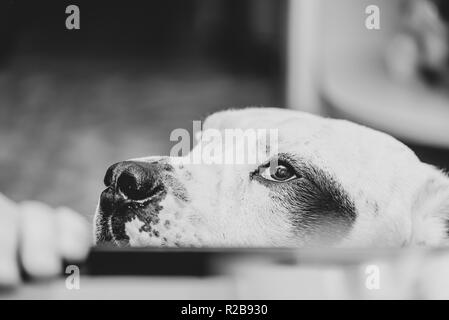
104, 161, 159, 201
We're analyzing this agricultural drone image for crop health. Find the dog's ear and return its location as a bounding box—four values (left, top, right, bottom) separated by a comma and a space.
411, 165, 449, 246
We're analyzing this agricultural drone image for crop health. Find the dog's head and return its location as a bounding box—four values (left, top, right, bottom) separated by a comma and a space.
94, 108, 449, 248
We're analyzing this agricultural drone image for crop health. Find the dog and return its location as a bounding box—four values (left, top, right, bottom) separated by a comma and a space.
94, 107, 449, 248
1, 107, 449, 284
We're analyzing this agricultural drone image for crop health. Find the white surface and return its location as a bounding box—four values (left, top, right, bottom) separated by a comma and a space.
4, 248, 449, 299
2, 276, 236, 300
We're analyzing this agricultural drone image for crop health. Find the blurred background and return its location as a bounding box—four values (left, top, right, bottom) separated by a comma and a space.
0, 0, 287, 218
0, 0, 448, 222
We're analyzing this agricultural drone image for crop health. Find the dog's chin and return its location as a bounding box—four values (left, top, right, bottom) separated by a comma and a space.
96, 203, 169, 248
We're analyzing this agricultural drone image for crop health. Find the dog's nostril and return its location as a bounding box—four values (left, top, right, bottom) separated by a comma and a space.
104, 163, 117, 187
117, 170, 151, 201
104, 160, 165, 201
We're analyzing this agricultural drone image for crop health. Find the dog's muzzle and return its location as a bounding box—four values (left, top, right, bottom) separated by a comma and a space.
98, 160, 167, 246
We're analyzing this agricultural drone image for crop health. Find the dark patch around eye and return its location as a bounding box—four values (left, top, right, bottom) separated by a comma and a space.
269, 161, 357, 243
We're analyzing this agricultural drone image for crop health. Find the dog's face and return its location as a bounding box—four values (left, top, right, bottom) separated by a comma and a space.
94, 108, 449, 248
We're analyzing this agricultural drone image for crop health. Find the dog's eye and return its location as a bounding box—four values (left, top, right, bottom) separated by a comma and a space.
259, 163, 298, 182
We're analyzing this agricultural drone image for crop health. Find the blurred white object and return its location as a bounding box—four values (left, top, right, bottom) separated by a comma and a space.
316, 0, 449, 148
385, 34, 420, 82
417, 250, 449, 299
387, 0, 449, 84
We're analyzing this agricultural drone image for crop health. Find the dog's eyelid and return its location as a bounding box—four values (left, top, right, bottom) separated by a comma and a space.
262, 153, 301, 172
